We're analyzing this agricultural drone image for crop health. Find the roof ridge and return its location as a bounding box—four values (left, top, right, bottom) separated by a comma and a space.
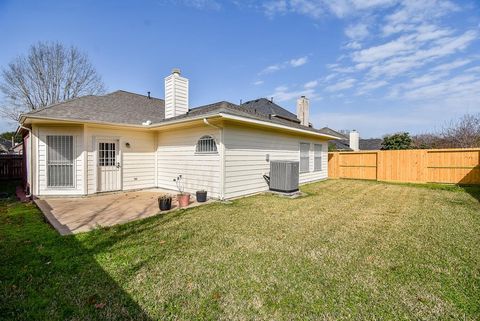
108, 90, 164, 101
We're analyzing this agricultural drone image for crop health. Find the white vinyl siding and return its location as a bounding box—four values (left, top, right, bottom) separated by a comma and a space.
156, 126, 221, 198
86, 127, 156, 193
224, 124, 328, 199
314, 144, 322, 171
300, 143, 310, 173
46, 135, 74, 188
36, 126, 84, 196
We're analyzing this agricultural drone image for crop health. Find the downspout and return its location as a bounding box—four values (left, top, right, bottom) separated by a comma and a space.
19, 125, 33, 198
203, 118, 225, 200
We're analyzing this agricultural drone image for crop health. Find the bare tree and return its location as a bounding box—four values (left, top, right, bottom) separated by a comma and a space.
441, 114, 480, 148
0, 41, 105, 121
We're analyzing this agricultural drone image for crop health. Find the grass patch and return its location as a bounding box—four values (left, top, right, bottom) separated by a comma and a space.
1, 180, 479, 320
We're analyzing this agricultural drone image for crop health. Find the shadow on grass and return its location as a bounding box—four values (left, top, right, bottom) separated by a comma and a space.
460, 185, 480, 203
0, 181, 151, 321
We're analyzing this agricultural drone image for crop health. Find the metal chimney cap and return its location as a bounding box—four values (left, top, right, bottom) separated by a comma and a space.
172, 68, 181, 75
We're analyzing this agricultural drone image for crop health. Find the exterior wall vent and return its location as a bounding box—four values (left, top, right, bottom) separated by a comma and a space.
269, 160, 299, 193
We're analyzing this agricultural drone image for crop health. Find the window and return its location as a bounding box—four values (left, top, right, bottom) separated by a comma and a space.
98, 142, 116, 166
299, 142, 310, 173
196, 135, 218, 154
47, 135, 74, 187
314, 144, 322, 171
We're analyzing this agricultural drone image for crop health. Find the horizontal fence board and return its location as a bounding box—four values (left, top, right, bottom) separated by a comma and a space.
329, 149, 480, 185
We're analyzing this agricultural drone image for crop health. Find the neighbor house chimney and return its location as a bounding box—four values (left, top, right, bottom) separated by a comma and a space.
349, 130, 360, 151
296, 96, 309, 126
164, 68, 189, 119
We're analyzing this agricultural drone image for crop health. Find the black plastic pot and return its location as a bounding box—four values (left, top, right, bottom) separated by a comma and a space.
196, 191, 207, 203
158, 197, 172, 211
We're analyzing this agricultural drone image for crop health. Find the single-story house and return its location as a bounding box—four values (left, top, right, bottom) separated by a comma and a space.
18, 69, 341, 200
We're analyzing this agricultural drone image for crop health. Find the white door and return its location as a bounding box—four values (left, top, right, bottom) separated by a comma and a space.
97, 140, 121, 192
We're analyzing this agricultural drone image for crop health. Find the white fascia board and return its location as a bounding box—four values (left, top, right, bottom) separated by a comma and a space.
218, 113, 342, 140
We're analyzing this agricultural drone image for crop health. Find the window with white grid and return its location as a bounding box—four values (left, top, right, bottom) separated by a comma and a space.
47, 135, 74, 187
196, 135, 218, 154
98, 142, 116, 166
299, 142, 310, 173
314, 144, 322, 171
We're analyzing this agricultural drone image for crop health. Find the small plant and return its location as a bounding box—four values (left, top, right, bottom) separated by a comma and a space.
173, 175, 190, 208
173, 175, 185, 195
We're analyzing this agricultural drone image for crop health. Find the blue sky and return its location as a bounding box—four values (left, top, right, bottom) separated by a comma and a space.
0, 0, 479, 137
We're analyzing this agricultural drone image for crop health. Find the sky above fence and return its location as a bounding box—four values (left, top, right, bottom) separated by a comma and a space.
0, 0, 479, 137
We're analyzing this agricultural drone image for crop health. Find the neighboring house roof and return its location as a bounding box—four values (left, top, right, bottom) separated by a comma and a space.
320, 127, 348, 140
21, 91, 342, 139
330, 138, 383, 151
359, 139, 383, 150
322, 127, 382, 151
331, 140, 353, 151
0, 138, 13, 153
241, 98, 299, 122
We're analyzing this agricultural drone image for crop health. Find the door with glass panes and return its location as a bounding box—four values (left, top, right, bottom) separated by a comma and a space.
97, 140, 121, 192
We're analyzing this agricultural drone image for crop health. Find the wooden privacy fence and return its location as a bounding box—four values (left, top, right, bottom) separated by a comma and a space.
328, 148, 480, 185
0, 154, 24, 180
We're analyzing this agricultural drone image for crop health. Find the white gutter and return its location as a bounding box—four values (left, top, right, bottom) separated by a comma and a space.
203, 118, 225, 200
19, 125, 33, 198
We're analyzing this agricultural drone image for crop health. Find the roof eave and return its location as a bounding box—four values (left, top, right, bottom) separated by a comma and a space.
218, 113, 342, 140
19, 111, 342, 139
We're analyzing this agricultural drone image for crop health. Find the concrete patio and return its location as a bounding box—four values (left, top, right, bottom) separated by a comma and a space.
34, 190, 211, 235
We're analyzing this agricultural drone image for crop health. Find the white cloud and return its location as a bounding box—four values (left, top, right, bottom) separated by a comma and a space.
262, 0, 397, 19
304, 80, 318, 88
345, 23, 369, 40
259, 56, 309, 75
431, 59, 471, 72
290, 56, 308, 67
177, 0, 221, 10
356, 80, 388, 95
253, 80, 264, 85
466, 66, 480, 73
325, 78, 356, 92
402, 74, 480, 100
269, 85, 318, 102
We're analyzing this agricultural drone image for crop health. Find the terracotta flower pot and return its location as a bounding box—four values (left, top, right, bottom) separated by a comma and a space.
177, 193, 190, 208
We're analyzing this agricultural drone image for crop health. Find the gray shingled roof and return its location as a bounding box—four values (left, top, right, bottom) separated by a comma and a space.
241, 98, 299, 122
330, 138, 383, 151
0, 138, 12, 153
22, 91, 341, 138
24, 90, 165, 124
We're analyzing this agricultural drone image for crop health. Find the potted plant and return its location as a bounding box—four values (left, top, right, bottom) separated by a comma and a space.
173, 175, 190, 208
158, 194, 172, 211
196, 190, 207, 203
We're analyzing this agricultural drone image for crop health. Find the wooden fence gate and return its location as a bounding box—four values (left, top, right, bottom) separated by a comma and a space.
0, 154, 24, 180
328, 149, 480, 185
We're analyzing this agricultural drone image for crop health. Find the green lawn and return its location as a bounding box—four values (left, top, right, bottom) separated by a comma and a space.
1, 180, 479, 320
